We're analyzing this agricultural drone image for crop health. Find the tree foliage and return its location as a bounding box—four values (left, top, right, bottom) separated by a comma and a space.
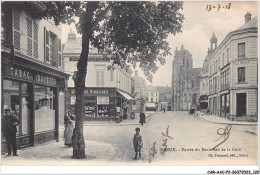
43, 1, 184, 81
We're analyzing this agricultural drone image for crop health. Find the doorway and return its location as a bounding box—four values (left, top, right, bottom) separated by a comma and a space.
236, 93, 246, 117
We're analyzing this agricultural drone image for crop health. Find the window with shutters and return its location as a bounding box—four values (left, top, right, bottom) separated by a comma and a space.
26, 17, 33, 56
13, 10, 20, 50
44, 28, 61, 67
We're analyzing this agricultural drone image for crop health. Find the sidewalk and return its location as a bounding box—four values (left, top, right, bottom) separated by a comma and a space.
197, 112, 258, 126
1, 139, 121, 165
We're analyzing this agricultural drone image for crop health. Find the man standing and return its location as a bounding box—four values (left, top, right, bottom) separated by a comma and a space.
1, 109, 20, 156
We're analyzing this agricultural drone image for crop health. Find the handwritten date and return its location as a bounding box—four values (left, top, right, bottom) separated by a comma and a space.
206, 3, 231, 12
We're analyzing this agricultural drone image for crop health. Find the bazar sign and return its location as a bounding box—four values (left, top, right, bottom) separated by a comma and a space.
34, 74, 57, 85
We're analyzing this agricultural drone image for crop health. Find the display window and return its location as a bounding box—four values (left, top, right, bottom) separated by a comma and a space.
2, 79, 32, 140
34, 85, 56, 132
97, 105, 109, 117
85, 102, 96, 118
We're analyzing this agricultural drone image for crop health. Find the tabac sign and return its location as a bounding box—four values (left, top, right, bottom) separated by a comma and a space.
4, 65, 34, 81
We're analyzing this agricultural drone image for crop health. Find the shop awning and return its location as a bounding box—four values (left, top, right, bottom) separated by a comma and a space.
146, 103, 156, 108
117, 90, 134, 100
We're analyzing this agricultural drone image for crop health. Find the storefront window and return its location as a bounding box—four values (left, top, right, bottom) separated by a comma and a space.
2, 79, 20, 140
21, 83, 31, 135
34, 85, 55, 132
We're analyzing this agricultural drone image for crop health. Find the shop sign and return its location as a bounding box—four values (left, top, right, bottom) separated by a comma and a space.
97, 96, 109, 104
5, 66, 33, 81
85, 89, 109, 95
35, 74, 57, 86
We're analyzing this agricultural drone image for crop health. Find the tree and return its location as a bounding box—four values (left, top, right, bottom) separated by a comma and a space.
42, 1, 184, 159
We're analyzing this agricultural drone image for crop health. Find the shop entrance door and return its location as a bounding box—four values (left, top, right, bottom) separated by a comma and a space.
236, 93, 246, 117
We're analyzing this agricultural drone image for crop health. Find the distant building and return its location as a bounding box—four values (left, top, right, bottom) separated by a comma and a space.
1, 2, 69, 152
171, 45, 201, 111
155, 86, 172, 111
198, 33, 217, 110
146, 85, 159, 103
63, 30, 134, 121
132, 71, 146, 98
207, 13, 258, 121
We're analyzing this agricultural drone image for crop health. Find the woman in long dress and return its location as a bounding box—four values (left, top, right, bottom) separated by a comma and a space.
64, 110, 75, 147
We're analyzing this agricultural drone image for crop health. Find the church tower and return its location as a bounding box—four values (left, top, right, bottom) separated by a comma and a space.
208, 33, 218, 55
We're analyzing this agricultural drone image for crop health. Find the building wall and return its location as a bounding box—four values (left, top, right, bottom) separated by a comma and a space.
63, 56, 132, 94
12, 10, 62, 68
207, 16, 257, 121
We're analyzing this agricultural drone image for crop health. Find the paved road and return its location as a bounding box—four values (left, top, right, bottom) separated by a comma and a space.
84, 111, 258, 165
2, 111, 258, 166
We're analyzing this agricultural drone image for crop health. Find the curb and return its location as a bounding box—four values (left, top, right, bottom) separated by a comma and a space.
197, 115, 258, 126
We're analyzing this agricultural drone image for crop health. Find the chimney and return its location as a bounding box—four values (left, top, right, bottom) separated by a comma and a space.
68, 29, 76, 40
135, 71, 139, 77
245, 12, 251, 23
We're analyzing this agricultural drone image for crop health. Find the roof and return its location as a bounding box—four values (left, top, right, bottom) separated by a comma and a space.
236, 17, 258, 31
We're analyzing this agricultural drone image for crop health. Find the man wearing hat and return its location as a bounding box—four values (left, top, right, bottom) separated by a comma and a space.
2, 109, 20, 156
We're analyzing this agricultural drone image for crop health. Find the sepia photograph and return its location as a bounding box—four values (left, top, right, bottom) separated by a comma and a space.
1, 1, 259, 174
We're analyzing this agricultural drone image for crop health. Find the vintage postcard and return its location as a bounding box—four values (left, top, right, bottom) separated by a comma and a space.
1, 1, 259, 174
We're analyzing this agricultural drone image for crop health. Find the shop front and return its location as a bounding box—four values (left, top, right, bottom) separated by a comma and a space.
1, 59, 68, 153
66, 87, 134, 121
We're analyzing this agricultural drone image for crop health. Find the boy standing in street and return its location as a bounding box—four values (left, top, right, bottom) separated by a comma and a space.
133, 127, 143, 159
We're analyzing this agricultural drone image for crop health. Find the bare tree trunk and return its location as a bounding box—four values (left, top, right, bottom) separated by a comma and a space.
72, 2, 99, 159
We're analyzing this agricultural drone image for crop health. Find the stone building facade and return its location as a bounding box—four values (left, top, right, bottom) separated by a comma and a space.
207, 13, 258, 121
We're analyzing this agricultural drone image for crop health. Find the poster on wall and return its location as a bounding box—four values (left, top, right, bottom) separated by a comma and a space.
97, 96, 109, 105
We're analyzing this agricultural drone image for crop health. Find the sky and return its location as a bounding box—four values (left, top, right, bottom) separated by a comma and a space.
61, 1, 258, 87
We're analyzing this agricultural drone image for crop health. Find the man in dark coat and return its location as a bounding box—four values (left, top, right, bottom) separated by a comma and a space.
1, 109, 20, 156
139, 113, 146, 126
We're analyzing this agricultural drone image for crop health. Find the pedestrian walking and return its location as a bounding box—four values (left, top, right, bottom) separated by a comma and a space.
64, 110, 75, 147
1, 109, 20, 156
206, 108, 210, 116
163, 107, 166, 113
139, 113, 146, 126
133, 127, 143, 159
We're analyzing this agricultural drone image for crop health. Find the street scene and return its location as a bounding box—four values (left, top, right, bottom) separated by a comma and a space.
2, 111, 258, 165
1, 0, 258, 171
